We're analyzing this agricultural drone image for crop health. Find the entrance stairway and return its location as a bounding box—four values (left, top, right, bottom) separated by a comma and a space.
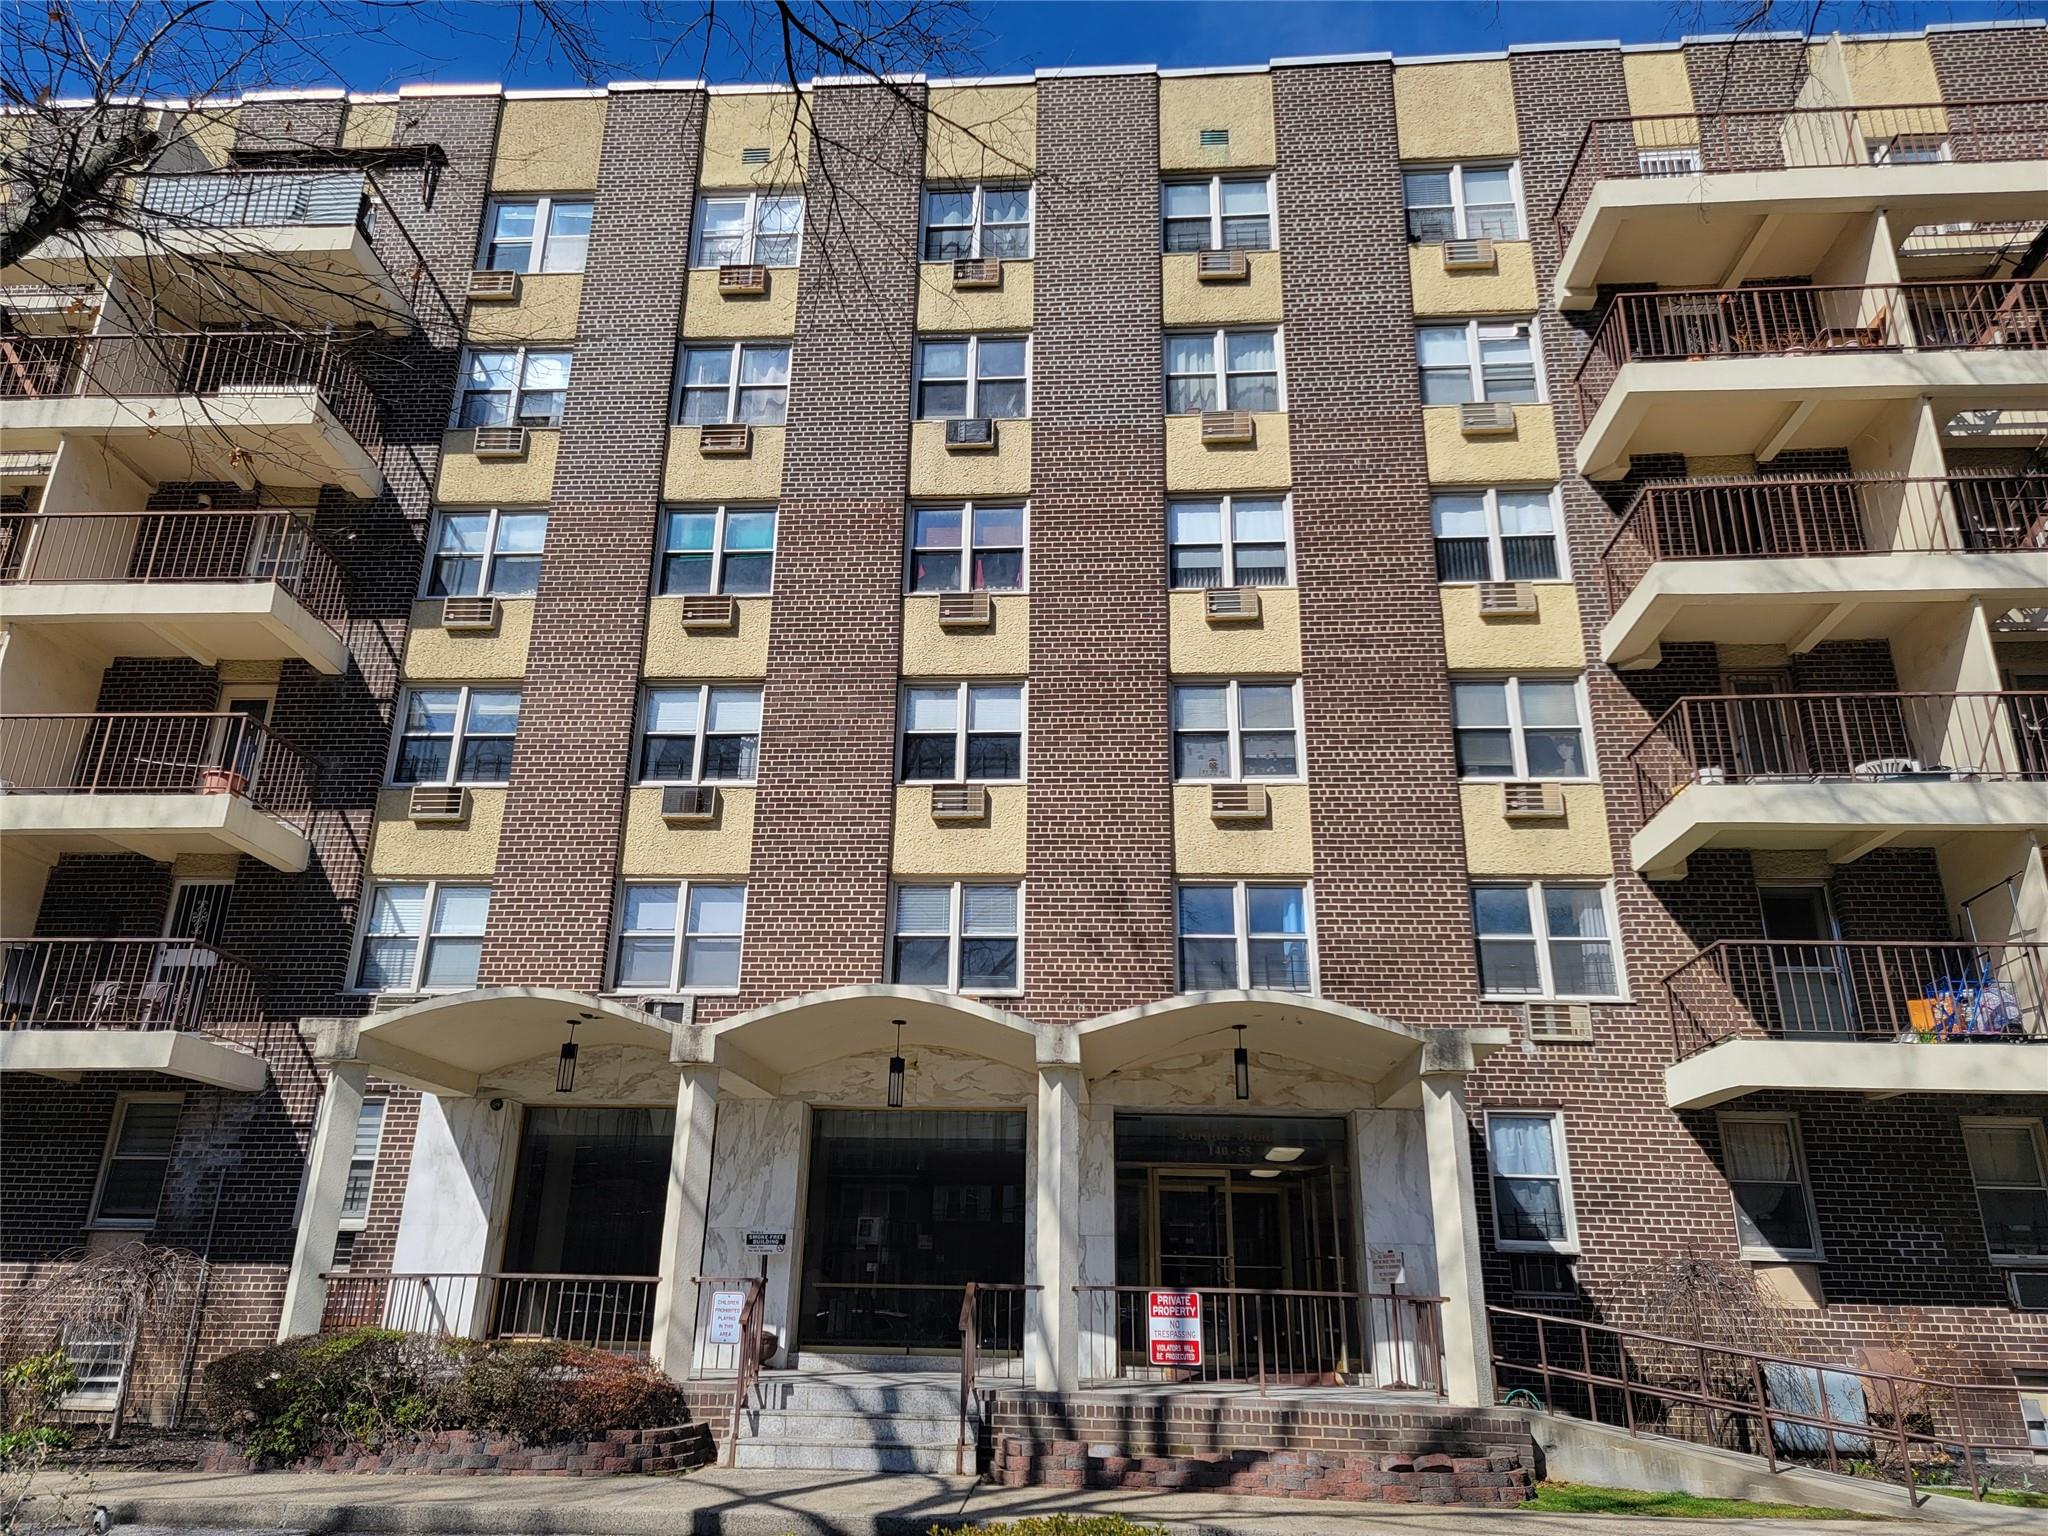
728, 1363, 966, 1473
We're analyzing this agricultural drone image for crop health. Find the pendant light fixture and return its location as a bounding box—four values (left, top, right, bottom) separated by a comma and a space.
1232, 1024, 1251, 1101
887, 1019, 907, 1108
556, 1014, 592, 1094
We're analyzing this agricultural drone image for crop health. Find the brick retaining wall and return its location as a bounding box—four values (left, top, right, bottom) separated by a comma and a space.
990, 1436, 1532, 1505
197, 1422, 713, 1477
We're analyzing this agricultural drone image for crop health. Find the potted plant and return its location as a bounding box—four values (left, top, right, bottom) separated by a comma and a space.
201, 766, 249, 796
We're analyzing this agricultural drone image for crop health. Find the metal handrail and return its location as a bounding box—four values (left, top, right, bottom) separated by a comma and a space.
0, 936, 264, 1035
318, 1271, 659, 1355
0, 711, 317, 830
693, 1275, 765, 1467
958, 1281, 1040, 1474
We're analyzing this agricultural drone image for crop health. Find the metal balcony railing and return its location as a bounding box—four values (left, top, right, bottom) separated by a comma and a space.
131, 168, 375, 233
0, 712, 316, 831
319, 1272, 660, 1356
1551, 98, 2048, 249
1598, 473, 2048, 609
0, 936, 263, 1035
1575, 279, 2048, 416
0, 510, 347, 632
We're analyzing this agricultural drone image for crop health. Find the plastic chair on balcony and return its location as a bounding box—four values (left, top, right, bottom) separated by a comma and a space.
83, 978, 126, 1027
135, 980, 178, 1031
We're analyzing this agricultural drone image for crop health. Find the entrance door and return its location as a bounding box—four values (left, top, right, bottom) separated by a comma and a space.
1155, 1176, 1231, 1289
151, 878, 233, 1028
1725, 670, 1804, 781
1759, 885, 1853, 1036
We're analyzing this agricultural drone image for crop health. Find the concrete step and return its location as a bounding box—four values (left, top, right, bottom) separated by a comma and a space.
794, 1352, 954, 1375
729, 1437, 962, 1473
751, 1379, 961, 1415
741, 1408, 962, 1447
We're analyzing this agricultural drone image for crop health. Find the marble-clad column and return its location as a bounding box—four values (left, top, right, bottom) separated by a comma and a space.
278, 1061, 369, 1340
1350, 1106, 1440, 1387
700, 1098, 806, 1366
1033, 1061, 1083, 1391
1419, 1072, 1495, 1407
651, 1063, 721, 1375
390, 1094, 517, 1338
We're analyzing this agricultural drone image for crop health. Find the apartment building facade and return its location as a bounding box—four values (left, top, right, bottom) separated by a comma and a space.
2, 19, 2045, 1456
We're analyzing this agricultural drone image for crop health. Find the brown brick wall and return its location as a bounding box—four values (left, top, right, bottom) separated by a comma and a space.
1927, 23, 2048, 101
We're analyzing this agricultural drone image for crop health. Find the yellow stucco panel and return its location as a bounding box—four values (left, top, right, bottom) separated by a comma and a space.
369, 787, 506, 877
1421, 405, 1560, 483
1835, 38, 1941, 107
216, 659, 280, 684
682, 267, 799, 338
892, 785, 1027, 877
492, 97, 605, 193
465, 274, 583, 344
916, 262, 1035, 332
642, 597, 772, 679
1407, 243, 1539, 318
1164, 414, 1291, 492
340, 102, 395, 153
619, 786, 755, 878
908, 420, 1032, 498
1167, 588, 1301, 674
1623, 52, 1695, 126
437, 431, 560, 503
178, 108, 242, 167
1161, 73, 1274, 172
402, 598, 535, 681
663, 425, 786, 501
702, 91, 806, 189
927, 85, 1037, 178
1440, 584, 1586, 671
1161, 253, 1285, 327
170, 852, 239, 879
1393, 61, 1520, 161
1172, 784, 1313, 876
901, 596, 1029, 677
1460, 782, 1613, 878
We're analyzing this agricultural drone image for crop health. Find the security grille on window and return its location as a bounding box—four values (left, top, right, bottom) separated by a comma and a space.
900, 683, 1023, 781
339, 1097, 386, 1229
481, 197, 593, 273
355, 883, 490, 992
1431, 489, 1562, 583
1472, 882, 1622, 1000
923, 184, 1032, 260
1176, 882, 1311, 992
637, 685, 763, 783
614, 881, 747, 993
1172, 681, 1301, 781
392, 687, 520, 785
1417, 321, 1540, 405
891, 883, 1019, 992
676, 343, 790, 426
1162, 176, 1274, 252
425, 508, 548, 597
659, 505, 776, 595
1486, 1111, 1578, 1252
1963, 1118, 2048, 1260
908, 503, 1025, 593
456, 348, 571, 428
1451, 677, 1589, 779
1402, 164, 1522, 243
90, 1098, 181, 1226
1169, 496, 1291, 588
1165, 329, 1281, 414
1719, 1112, 1822, 1260
915, 337, 1028, 420
691, 191, 803, 267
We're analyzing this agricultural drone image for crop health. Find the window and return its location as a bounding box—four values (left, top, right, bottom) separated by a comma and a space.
1471, 882, 1623, 1000
1451, 676, 1591, 780
915, 336, 1028, 420
1402, 163, 1523, 243
1719, 1112, 1822, 1260
1172, 680, 1302, 781
1964, 1118, 2048, 1261
339, 1097, 386, 1231
691, 191, 803, 267
923, 183, 1032, 260
480, 196, 593, 273
658, 505, 776, 595
676, 342, 790, 426
1168, 496, 1291, 589
1417, 320, 1540, 405
1165, 328, 1282, 414
612, 881, 747, 994
425, 508, 547, 597
900, 682, 1023, 782
1432, 488, 1563, 583
2018, 1377, 2048, 1452
1485, 1110, 1578, 1253
1162, 175, 1274, 252
61, 1324, 129, 1408
90, 1096, 181, 1227
1176, 882, 1312, 992
391, 686, 520, 785
891, 883, 1020, 993
908, 502, 1025, 593
455, 348, 571, 428
637, 685, 762, 783
354, 882, 490, 992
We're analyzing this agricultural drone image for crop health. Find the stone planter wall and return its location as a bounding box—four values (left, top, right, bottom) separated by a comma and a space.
197, 1422, 714, 1477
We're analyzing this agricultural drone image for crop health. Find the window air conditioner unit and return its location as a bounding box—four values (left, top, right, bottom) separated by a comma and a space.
952, 259, 1001, 290
1477, 580, 1538, 617
937, 591, 994, 629
1208, 783, 1270, 823
440, 595, 500, 631
1196, 249, 1250, 282
2010, 1271, 2048, 1310
678, 593, 738, 631
699, 423, 752, 456
640, 994, 698, 1024
661, 784, 719, 824
1502, 780, 1565, 821
407, 784, 469, 824
1524, 1001, 1593, 1043
1204, 586, 1261, 623
467, 269, 520, 301
1637, 147, 1701, 178
930, 783, 989, 822
1200, 409, 1254, 444
471, 425, 529, 459
945, 416, 996, 451
717, 263, 768, 295
1441, 239, 1497, 272
1458, 401, 1517, 435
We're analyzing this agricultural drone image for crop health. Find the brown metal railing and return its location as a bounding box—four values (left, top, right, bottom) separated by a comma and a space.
320, 1271, 659, 1355
0, 330, 383, 454
130, 168, 374, 232
1666, 939, 2048, 1059
1627, 691, 2048, 822
1551, 98, 2048, 249
1599, 473, 2048, 610
0, 936, 263, 1035
958, 1282, 1039, 1473
0, 712, 316, 831
688, 1276, 765, 1466
0, 511, 347, 631
1576, 279, 2048, 416
1489, 1305, 2035, 1505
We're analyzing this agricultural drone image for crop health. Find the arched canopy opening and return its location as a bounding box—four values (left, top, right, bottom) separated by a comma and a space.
700, 984, 1044, 1095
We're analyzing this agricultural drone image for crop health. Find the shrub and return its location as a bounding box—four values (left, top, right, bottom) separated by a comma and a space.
0, 1350, 78, 1467
437, 1339, 689, 1445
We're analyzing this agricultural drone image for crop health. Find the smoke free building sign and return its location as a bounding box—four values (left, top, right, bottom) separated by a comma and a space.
1147, 1289, 1202, 1367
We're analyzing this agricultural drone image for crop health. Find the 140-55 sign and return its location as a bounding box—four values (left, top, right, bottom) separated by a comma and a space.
1147, 1289, 1202, 1367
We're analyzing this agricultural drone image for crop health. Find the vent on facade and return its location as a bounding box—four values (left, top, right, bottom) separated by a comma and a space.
952, 258, 1001, 290
2011, 1271, 2048, 1310
1441, 238, 1497, 272
1477, 581, 1538, 618
661, 784, 719, 824
717, 263, 768, 296
739, 147, 771, 166
1204, 586, 1262, 624
1458, 401, 1517, 436
937, 590, 994, 629
1637, 147, 1702, 178
1196, 249, 1250, 282
930, 783, 990, 822
471, 425, 529, 460
641, 994, 699, 1023
1200, 410, 1254, 445
944, 416, 996, 451
1502, 780, 1565, 821
407, 783, 469, 824
678, 593, 738, 631
1524, 1001, 1594, 1043
440, 595, 500, 631
1198, 128, 1230, 148
1510, 1254, 1579, 1298
466, 268, 520, 301
700, 423, 752, 456
1208, 783, 1270, 823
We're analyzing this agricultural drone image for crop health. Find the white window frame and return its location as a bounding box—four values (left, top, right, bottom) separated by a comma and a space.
1430, 486, 1568, 584
906, 500, 1029, 595
656, 503, 779, 597
478, 195, 593, 274
607, 879, 749, 996
887, 880, 1024, 996
897, 680, 1028, 784
1165, 327, 1286, 415
1161, 173, 1276, 252
1401, 161, 1525, 243
913, 334, 1031, 421
1174, 879, 1317, 994
347, 880, 492, 995
451, 345, 572, 429
386, 684, 521, 788
87, 1092, 183, 1230
1963, 1116, 2048, 1266
420, 506, 549, 599
673, 340, 792, 427
634, 683, 763, 786
338, 1096, 387, 1234
1171, 677, 1306, 785
1417, 318, 1544, 405
1167, 494, 1295, 589
1450, 674, 1597, 783
59, 1321, 131, 1411
689, 189, 804, 268
921, 182, 1034, 261
1717, 1110, 1825, 1263
2016, 1375, 2048, 1452
1483, 1108, 1581, 1255
1471, 880, 1628, 1003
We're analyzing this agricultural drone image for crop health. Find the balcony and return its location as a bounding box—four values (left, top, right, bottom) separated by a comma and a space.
1552, 100, 2048, 307
1573, 280, 2048, 480
1598, 473, 2048, 668
0, 511, 350, 674
0, 937, 268, 1091
0, 712, 315, 873
0, 330, 384, 496
1626, 690, 2048, 880
1663, 938, 2047, 1108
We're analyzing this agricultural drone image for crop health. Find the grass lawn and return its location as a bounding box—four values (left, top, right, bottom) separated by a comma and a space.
1924, 1485, 2048, 1510
1522, 1482, 1878, 1519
